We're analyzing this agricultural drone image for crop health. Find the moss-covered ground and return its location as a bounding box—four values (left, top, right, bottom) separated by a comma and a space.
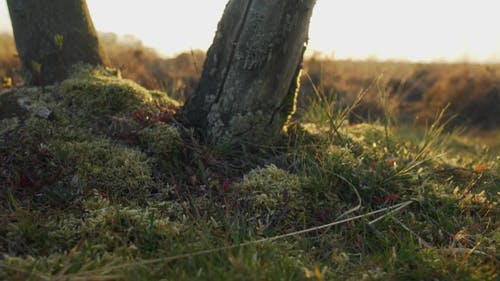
0, 67, 498, 280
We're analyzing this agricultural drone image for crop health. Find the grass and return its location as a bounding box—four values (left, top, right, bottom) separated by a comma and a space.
0, 66, 498, 281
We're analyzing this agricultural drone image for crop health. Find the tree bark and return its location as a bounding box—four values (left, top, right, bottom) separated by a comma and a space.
182, 0, 316, 146
7, 0, 108, 86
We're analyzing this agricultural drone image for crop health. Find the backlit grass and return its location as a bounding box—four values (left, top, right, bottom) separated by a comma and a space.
0, 66, 498, 281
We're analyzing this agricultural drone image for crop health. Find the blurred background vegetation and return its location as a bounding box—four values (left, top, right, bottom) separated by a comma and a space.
1, 32, 499, 131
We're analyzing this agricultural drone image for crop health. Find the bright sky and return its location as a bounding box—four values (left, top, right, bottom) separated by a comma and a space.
1, 0, 499, 63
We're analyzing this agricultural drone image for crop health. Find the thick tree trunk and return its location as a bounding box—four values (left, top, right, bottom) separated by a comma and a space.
7, 0, 108, 86
183, 0, 316, 145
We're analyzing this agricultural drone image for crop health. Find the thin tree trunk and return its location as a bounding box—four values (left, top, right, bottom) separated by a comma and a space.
7, 0, 108, 86
183, 0, 316, 146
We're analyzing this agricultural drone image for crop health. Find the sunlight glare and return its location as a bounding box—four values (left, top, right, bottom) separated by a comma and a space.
0, 0, 499, 62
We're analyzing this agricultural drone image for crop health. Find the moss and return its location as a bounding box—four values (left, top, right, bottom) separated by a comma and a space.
80, 202, 182, 252
1, 194, 183, 259
149, 89, 179, 109
0, 209, 78, 255
0, 117, 67, 191
59, 67, 178, 119
0, 251, 138, 280
327, 145, 359, 167
57, 139, 153, 200
138, 123, 182, 169
0, 117, 19, 135
0, 86, 58, 121
0, 65, 182, 203
236, 165, 302, 221
61, 76, 147, 117
1, 112, 153, 202
0, 89, 28, 119
0, 62, 498, 280
22, 117, 59, 142
347, 123, 386, 146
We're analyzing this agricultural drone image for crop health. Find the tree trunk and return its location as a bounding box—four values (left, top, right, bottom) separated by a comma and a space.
182, 0, 316, 146
7, 0, 108, 86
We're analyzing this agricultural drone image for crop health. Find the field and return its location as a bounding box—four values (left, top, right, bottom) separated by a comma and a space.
0, 33, 498, 280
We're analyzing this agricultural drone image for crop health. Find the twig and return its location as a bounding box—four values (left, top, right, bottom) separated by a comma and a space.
314, 172, 362, 240
333, 172, 362, 220
366, 223, 385, 240
63, 201, 415, 279
368, 200, 413, 224
438, 247, 491, 258
0, 263, 50, 281
60, 275, 125, 281
390, 216, 433, 248
365, 200, 414, 241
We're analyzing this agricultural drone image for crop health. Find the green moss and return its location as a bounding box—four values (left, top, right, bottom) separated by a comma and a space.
80, 203, 182, 253
59, 66, 178, 119
0, 65, 182, 203
138, 123, 182, 169
0, 117, 67, 192
0, 117, 19, 135
2, 64, 497, 281
0, 86, 59, 121
22, 117, 58, 141
347, 123, 386, 146
1, 194, 183, 260
236, 165, 303, 221
0, 209, 76, 255
57, 139, 153, 200
61, 77, 147, 117
149, 89, 179, 109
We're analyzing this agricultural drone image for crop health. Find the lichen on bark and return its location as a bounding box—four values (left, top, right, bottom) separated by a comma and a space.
183, 0, 317, 146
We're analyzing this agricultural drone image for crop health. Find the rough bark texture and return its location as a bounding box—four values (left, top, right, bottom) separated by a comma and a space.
183, 0, 316, 145
7, 0, 108, 86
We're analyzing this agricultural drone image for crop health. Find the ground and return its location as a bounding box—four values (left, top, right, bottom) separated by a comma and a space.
0, 67, 498, 281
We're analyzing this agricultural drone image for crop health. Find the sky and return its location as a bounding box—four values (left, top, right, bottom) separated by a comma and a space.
1, 0, 499, 63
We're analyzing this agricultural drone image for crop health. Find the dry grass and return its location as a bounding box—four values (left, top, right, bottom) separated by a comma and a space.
1, 32, 499, 130
0, 39, 498, 279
